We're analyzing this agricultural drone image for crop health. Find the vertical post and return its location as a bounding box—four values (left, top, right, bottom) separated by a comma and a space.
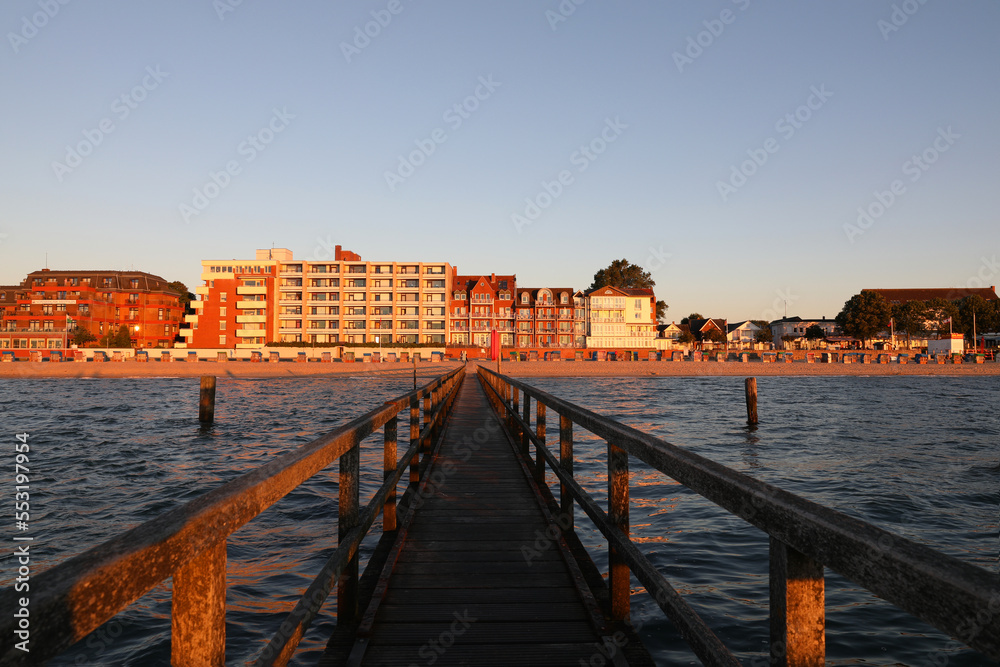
383, 415, 397, 532
409, 395, 420, 485
199, 376, 216, 424
338, 444, 360, 624
512, 386, 520, 433
172, 539, 226, 666
745, 377, 759, 425
423, 389, 432, 461
413, 355, 417, 390
560, 414, 573, 530
769, 537, 825, 667
608, 441, 630, 622
521, 394, 531, 458
535, 401, 546, 482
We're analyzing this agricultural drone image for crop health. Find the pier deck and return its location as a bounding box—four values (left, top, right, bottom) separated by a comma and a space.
321, 375, 643, 666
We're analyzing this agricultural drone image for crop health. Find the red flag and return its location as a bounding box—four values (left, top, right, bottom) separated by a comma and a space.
490, 329, 499, 360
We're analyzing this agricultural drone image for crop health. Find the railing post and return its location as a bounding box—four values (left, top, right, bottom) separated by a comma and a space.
338, 443, 360, 624
172, 539, 226, 666
512, 386, 520, 434
409, 395, 420, 485
521, 393, 531, 458
423, 389, 432, 462
383, 415, 397, 532
560, 414, 573, 530
769, 537, 825, 667
608, 441, 630, 622
535, 401, 546, 483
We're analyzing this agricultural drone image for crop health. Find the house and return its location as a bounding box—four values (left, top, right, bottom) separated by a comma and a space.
449, 272, 515, 348
515, 287, 578, 348
770, 317, 840, 349
584, 285, 657, 349
686, 318, 728, 348
726, 320, 761, 348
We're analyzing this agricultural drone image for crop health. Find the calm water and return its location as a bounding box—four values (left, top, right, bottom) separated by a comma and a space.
0, 374, 997, 666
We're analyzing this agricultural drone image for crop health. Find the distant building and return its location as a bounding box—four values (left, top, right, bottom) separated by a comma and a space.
867, 287, 998, 304
687, 318, 728, 348
515, 287, 581, 349
770, 317, 840, 349
727, 320, 761, 347
0, 269, 183, 353
584, 286, 657, 349
449, 273, 516, 348
181, 247, 452, 349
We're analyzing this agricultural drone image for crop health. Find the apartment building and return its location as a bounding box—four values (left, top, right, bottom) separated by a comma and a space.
584, 285, 657, 349
182, 247, 452, 348
449, 273, 516, 348
0, 269, 183, 352
513, 288, 585, 348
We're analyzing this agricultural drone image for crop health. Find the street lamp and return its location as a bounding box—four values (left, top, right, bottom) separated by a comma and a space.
134, 324, 141, 349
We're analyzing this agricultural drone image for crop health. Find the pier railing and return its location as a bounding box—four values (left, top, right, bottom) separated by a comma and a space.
477, 366, 1000, 667
0, 365, 465, 666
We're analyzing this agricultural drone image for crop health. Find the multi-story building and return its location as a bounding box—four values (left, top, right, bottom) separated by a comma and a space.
0, 269, 183, 353
584, 286, 657, 349
182, 247, 452, 349
514, 288, 579, 348
449, 273, 516, 348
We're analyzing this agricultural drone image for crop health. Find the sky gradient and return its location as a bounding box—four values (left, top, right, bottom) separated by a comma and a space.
2, 1, 998, 323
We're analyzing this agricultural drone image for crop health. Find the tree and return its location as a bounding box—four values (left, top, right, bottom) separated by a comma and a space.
804, 324, 825, 340
168, 280, 195, 311
836, 290, 891, 348
891, 300, 927, 348
100, 325, 133, 348
958, 294, 996, 341
680, 313, 703, 325
678, 330, 695, 346
751, 320, 773, 343
925, 298, 961, 337
70, 326, 97, 347
588, 258, 668, 322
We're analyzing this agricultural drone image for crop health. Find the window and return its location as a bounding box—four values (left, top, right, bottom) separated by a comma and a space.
219, 335, 227, 345
131, 279, 139, 288
521, 294, 529, 304
158, 309, 164, 320
221, 293, 228, 302
219, 321, 226, 330
220, 307, 226, 316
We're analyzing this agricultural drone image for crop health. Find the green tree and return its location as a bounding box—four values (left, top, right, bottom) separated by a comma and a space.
958, 294, 996, 341
751, 320, 773, 343
678, 330, 695, 345
891, 300, 927, 348
588, 258, 668, 322
680, 313, 703, 325
836, 290, 891, 348
804, 324, 825, 340
100, 325, 133, 348
70, 326, 97, 346
924, 298, 961, 337
168, 280, 195, 310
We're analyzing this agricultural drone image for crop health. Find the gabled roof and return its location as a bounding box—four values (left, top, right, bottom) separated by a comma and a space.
586, 285, 629, 297
622, 288, 654, 297
727, 320, 760, 333
867, 287, 999, 303
688, 318, 726, 332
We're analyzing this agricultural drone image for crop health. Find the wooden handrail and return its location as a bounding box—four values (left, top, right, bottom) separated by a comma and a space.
477, 366, 1000, 665
0, 365, 465, 666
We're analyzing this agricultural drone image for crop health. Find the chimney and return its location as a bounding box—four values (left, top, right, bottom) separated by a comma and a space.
335, 245, 342, 261
491, 273, 495, 282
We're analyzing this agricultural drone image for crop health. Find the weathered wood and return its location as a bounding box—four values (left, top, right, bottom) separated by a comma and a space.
535, 401, 546, 483
199, 375, 216, 423
521, 393, 531, 457
745, 377, 759, 425
770, 537, 825, 667
409, 395, 419, 485
338, 444, 360, 625
477, 367, 1000, 662
383, 416, 397, 532
608, 441, 630, 623
559, 414, 573, 530
171, 538, 226, 666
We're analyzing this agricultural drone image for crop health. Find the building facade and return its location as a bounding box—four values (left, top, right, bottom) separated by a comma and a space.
449, 273, 516, 348
514, 288, 583, 349
182, 247, 452, 348
584, 286, 657, 349
0, 269, 183, 353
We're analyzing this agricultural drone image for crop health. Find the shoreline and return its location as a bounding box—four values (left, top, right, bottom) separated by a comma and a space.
1, 359, 997, 379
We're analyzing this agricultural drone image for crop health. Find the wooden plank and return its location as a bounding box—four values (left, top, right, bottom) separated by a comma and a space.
369, 621, 597, 645
386, 574, 574, 589
382, 587, 583, 605
393, 561, 568, 576
362, 642, 607, 667
376, 602, 589, 623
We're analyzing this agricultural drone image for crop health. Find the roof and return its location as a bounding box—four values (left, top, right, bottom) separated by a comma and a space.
727, 320, 760, 333
867, 287, 999, 303
622, 288, 654, 297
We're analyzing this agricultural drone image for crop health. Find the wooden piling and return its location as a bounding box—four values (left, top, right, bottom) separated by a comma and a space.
745, 377, 758, 425
199, 376, 216, 424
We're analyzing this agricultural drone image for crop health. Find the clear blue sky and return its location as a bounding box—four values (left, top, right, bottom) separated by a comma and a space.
2, 1, 998, 322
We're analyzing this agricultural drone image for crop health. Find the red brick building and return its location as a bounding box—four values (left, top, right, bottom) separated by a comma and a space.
0, 269, 183, 356
449, 272, 516, 349
514, 288, 584, 349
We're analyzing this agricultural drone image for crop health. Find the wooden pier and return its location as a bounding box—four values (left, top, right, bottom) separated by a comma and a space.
1, 364, 998, 666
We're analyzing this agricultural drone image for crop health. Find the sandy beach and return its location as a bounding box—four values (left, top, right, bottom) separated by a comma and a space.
1, 358, 996, 379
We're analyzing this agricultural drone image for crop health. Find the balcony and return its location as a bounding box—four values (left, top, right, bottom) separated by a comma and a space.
236, 285, 267, 295
236, 315, 265, 324
235, 329, 266, 337
236, 299, 266, 309
536, 314, 555, 320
